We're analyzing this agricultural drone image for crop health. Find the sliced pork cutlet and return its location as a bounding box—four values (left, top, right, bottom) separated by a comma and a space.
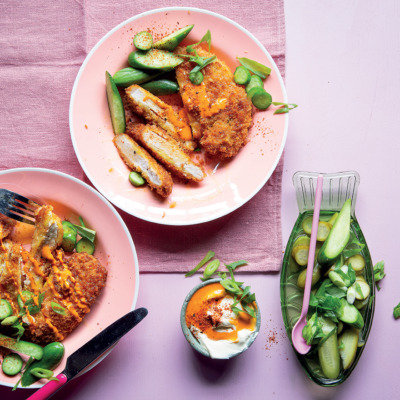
125, 84, 196, 152
31, 205, 63, 259
113, 133, 173, 198
127, 124, 205, 182
175, 46, 253, 159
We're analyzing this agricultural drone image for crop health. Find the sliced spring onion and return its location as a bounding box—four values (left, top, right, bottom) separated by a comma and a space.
185, 251, 215, 277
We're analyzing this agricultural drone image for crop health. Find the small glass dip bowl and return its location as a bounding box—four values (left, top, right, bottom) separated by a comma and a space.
180, 278, 261, 359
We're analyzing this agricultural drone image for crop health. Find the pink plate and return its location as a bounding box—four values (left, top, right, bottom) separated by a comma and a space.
70, 7, 288, 225
0, 168, 139, 389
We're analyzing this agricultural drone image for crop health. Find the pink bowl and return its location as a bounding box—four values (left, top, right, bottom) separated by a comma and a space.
0, 168, 139, 389
70, 7, 288, 225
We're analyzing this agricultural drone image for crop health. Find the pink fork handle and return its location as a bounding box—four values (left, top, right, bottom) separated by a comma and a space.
26, 373, 68, 400
301, 175, 324, 314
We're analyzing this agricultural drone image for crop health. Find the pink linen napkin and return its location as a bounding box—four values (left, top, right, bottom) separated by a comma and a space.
0, 0, 286, 272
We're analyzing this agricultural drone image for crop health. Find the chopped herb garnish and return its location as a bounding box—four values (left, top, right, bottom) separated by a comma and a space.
394, 302, 400, 319
373, 261, 385, 291
185, 250, 215, 277
186, 253, 256, 318
186, 30, 212, 53
20, 293, 45, 316
271, 102, 298, 114
200, 259, 220, 281
225, 260, 248, 270
51, 302, 67, 316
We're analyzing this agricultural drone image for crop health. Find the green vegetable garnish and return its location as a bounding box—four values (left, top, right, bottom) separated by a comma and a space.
237, 57, 271, 79
30, 367, 59, 381
302, 312, 323, 345
181, 52, 216, 85
272, 102, 298, 114
200, 259, 220, 281
185, 250, 215, 277
72, 224, 96, 243
394, 302, 400, 319
186, 30, 212, 53
51, 302, 67, 316
20, 293, 45, 317
373, 261, 385, 291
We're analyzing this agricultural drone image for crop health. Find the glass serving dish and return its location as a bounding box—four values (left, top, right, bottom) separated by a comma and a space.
280, 171, 375, 386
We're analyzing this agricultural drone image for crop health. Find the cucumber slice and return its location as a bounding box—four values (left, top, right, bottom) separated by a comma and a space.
316, 221, 331, 242
297, 265, 321, 289
113, 68, 162, 88
76, 238, 95, 255
128, 49, 183, 71
152, 24, 194, 51
336, 299, 364, 329
292, 245, 309, 266
141, 79, 179, 96
318, 319, 340, 380
133, 31, 153, 51
318, 199, 352, 265
328, 270, 347, 288
354, 297, 369, 310
347, 254, 365, 273
352, 279, 370, 300
251, 89, 272, 110
302, 216, 313, 234
338, 328, 359, 369
234, 66, 251, 85
2, 353, 23, 376
0, 334, 43, 360
105, 71, 126, 135
0, 299, 13, 320
346, 285, 356, 304
292, 235, 311, 249
245, 74, 264, 94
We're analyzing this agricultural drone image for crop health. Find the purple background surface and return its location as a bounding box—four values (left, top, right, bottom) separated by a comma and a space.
2, 0, 400, 399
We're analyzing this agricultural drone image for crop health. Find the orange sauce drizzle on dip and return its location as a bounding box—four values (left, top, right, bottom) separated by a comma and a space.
185, 283, 256, 343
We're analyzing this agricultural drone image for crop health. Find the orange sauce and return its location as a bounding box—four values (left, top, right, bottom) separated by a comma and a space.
185, 283, 256, 342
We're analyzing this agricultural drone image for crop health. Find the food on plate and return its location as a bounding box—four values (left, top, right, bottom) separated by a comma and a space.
182, 252, 259, 359
106, 25, 285, 196
113, 133, 173, 197
0, 204, 107, 386
152, 24, 194, 51
175, 46, 253, 158
185, 282, 258, 359
106, 72, 126, 135
133, 31, 153, 51
281, 197, 375, 386
127, 123, 205, 182
124, 84, 195, 146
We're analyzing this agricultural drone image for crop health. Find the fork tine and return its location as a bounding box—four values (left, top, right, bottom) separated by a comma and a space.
8, 204, 36, 218
0, 209, 35, 225
12, 192, 40, 208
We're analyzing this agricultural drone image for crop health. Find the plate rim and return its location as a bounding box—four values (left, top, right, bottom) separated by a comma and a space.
69, 6, 289, 226
0, 167, 139, 389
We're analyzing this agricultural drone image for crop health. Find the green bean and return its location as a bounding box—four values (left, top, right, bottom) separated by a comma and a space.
129, 171, 145, 187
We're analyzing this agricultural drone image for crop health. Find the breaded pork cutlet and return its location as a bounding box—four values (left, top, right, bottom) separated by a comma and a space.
175, 46, 253, 159
0, 206, 107, 344
127, 124, 205, 182
125, 85, 196, 152
113, 133, 173, 198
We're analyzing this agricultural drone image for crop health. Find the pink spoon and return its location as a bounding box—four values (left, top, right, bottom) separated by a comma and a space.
291, 174, 324, 354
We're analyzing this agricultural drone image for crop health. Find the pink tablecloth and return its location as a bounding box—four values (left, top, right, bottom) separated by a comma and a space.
0, 0, 286, 272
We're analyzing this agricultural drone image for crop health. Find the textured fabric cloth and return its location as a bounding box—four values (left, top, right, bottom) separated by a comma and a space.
0, 0, 285, 272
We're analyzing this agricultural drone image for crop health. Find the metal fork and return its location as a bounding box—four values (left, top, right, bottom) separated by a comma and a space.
0, 188, 40, 225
